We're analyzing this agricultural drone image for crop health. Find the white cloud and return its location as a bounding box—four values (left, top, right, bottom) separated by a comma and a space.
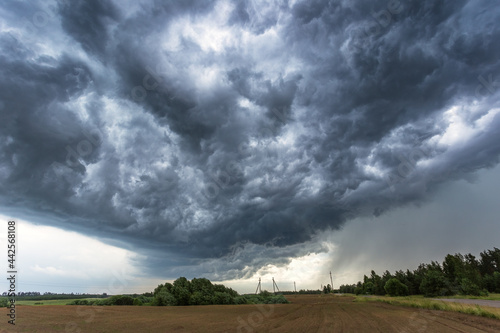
0, 216, 158, 294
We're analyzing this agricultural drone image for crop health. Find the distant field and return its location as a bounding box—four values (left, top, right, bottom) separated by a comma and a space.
1, 294, 500, 332
15, 298, 100, 306
0, 297, 105, 306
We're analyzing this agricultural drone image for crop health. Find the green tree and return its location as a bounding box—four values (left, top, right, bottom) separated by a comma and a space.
152, 288, 176, 306
384, 278, 409, 296
189, 278, 215, 305
459, 278, 481, 296
354, 281, 363, 295
494, 272, 500, 293
173, 277, 191, 291
153, 283, 164, 297
382, 270, 393, 288
323, 284, 332, 293
463, 254, 482, 286
190, 278, 214, 294
212, 292, 233, 305
443, 254, 464, 285
363, 281, 374, 294
189, 291, 212, 305
420, 270, 450, 297
483, 274, 496, 293
172, 277, 191, 305
370, 270, 385, 295
479, 249, 496, 276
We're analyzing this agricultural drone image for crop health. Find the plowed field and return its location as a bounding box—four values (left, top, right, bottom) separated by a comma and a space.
1, 294, 500, 332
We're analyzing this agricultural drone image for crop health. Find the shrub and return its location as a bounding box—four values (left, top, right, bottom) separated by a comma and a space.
108, 295, 134, 305
234, 296, 250, 304
69, 299, 89, 305
266, 295, 289, 304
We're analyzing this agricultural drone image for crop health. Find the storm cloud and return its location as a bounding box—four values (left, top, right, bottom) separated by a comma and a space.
1, 0, 499, 280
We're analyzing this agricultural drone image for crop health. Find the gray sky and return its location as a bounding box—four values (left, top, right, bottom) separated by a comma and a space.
0, 0, 499, 294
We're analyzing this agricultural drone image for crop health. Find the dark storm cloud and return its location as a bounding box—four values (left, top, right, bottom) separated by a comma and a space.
59, 0, 120, 58
1, 0, 499, 280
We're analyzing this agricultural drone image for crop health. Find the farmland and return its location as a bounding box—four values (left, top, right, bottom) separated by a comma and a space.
1, 294, 500, 332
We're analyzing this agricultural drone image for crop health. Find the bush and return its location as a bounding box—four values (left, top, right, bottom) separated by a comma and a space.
266, 295, 289, 304
234, 296, 250, 304
99, 298, 112, 306
69, 299, 89, 305
384, 278, 409, 296
109, 295, 134, 305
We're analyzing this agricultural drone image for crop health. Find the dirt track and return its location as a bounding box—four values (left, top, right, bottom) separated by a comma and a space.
1, 295, 500, 332
436, 298, 500, 308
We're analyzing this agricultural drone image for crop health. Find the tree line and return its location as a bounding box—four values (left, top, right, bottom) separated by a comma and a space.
152, 277, 288, 306
70, 277, 289, 306
338, 248, 500, 297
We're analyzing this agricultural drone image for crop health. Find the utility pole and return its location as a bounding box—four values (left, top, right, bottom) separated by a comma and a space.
272, 277, 280, 294
255, 277, 262, 294
294, 281, 296, 293
330, 271, 333, 293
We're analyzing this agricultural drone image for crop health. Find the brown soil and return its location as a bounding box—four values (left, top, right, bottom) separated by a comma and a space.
1, 294, 500, 332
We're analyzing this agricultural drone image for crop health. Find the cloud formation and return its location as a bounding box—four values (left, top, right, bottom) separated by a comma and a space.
1, 0, 499, 279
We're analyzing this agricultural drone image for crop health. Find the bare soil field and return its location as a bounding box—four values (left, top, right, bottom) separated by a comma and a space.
1, 294, 500, 332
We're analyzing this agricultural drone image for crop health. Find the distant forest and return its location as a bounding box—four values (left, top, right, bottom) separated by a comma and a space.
339, 247, 500, 297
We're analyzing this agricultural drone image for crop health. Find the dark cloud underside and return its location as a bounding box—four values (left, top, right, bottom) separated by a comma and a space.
0, 0, 499, 279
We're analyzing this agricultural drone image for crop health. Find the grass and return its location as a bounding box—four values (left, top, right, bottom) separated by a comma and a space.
355, 295, 500, 320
